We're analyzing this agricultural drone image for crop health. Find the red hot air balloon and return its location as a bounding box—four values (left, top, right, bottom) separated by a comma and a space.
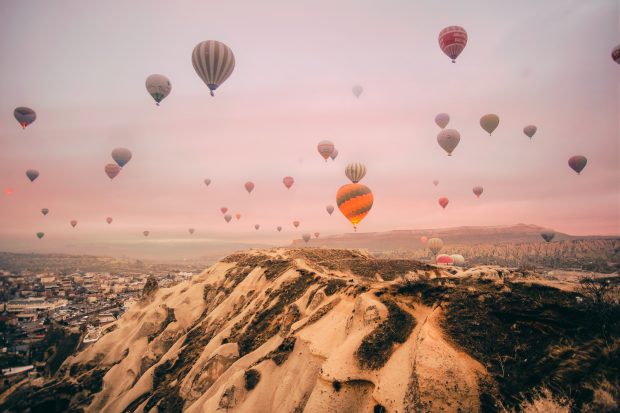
105, 163, 121, 180
438, 26, 467, 63
70, 220, 78, 228
438, 197, 449, 209
106, 217, 113, 224
436, 254, 454, 265
283, 176, 294, 189
420, 236, 428, 244
473, 186, 483, 198
293, 220, 300, 228
220, 207, 228, 214
244, 181, 255, 194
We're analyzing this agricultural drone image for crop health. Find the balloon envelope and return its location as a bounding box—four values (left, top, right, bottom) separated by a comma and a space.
541, 231, 555, 243
435, 113, 450, 129
106, 217, 113, 224
473, 186, 483, 198
277, 226, 282, 232
523, 125, 537, 139
224, 214, 232, 223
352, 85, 363, 98
293, 221, 300, 228
317, 140, 335, 161
244, 181, 255, 193
433, 180, 439, 186
302, 233, 311, 243
192, 40, 235, 96
326, 205, 334, 215
330, 149, 339, 161
235, 213, 241, 220
480, 114, 500, 135
70, 220, 77, 228
188, 228, 195, 234
451, 254, 465, 265
112, 148, 132, 167
26, 169, 39, 182
438, 26, 467, 62
204, 178, 211, 186
314, 232, 320, 238
612, 44, 620, 65
283, 176, 294, 189
420, 236, 428, 244
143, 231, 150, 237
437, 129, 460, 156
427, 238, 443, 255
36, 232, 44, 239
145, 74, 172, 105
220, 207, 228, 214
41, 208, 49, 216
254, 224, 260, 230
336, 183, 373, 229
345, 163, 367, 183
14, 107, 36, 129
105, 163, 121, 180
568, 155, 587, 174
439, 197, 449, 209
436, 254, 454, 265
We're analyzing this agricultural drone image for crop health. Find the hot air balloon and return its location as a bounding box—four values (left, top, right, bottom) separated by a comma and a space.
438, 26, 467, 63
314, 232, 320, 238
523, 125, 537, 139
451, 254, 465, 266
143, 230, 150, 237
540, 231, 555, 243
302, 233, 311, 243
145, 74, 172, 105
220, 207, 228, 214
70, 220, 77, 228
473, 186, 483, 198
293, 220, 300, 228
192, 40, 235, 97
105, 163, 121, 180
14, 107, 36, 129
427, 238, 443, 255
438, 197, 449, 209
244, 181, 255, 194
224, 214, 232, 223
112, 148, 132, 167
420, 236, 428, 244
106, 217, 113, 224
277, 226, 282, 232
330, 149, 339, 161
36, 232, 45, 239
612, 44, 620, 65
435, 113, 450, 129
436, 254, 454, 265
204, 178, 211, 186
26, 169, 39, 182
345, 162, 367, 184
437, 129, 460, 156
189, 228, 195, 234
317, 140, 335, 161
480, 114, 500, 135
336, 183, 373, 230
433, 180, 439, 187
352, 85, 363, 98
283, 176, 294, 189
41, 208, 49, 216
326, 205, 334, 215
254, 224, 260, 230
235, 213, 241, 220
568, 155, 587, 174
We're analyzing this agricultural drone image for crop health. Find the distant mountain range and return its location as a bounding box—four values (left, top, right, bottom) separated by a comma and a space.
292, 224, 618, 250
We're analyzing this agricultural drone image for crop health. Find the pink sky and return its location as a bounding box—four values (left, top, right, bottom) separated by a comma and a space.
0, 1, 618, 257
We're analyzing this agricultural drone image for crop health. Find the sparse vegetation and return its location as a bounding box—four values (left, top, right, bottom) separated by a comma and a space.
141, 274, 159, 298
244, 369, 261, 390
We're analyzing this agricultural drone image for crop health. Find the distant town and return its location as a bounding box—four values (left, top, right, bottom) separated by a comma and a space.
0, 252, 208, 390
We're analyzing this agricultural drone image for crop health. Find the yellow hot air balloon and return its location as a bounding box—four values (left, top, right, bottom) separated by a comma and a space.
336, 183, 373, 230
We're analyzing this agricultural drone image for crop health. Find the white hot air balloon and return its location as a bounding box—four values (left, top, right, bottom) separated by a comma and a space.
435, 113, 450, 129
145, 74, 172, 105
352, 85, 363, 98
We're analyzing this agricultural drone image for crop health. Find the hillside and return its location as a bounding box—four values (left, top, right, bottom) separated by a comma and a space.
1, 248, 618, 412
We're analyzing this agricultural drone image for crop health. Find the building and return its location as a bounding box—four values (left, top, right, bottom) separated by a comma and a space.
5, 297, 68, 312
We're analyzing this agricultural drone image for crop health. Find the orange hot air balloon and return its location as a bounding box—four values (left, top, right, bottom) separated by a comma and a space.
235, 213, 241, 220
283, 176, 294, 189
293, 220, 300, 228
220, 207, 228, 214
336, 183, 373, 230
420, 236, 428, 244
438, 197, 449, 209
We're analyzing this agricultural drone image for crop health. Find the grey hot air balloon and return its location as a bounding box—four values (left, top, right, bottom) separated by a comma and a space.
204, 178, 211, 186
540, 231, 555, 243
473, 186, 483, 198
434, 113, 450, 129
112, 148, 132, 167
70, 220, 78, 228
105, 163, 121, 180
41, 208, 49, 216
326, 205, 334, 215
568, 155, 587, 174
188, 228, 195, 234
36, 232, 45, 239
145, 74, 172, 105
437, 129, 460, 156
26, 169, 39, 182
277, 226, 282, 232
330, 149, 339, 161
345, 163, 367, 184
317, 140, 335, 161
427, 238, 443, 255
254, 224, 260, 230
352, 85, 363, 98
192, 40, 235, 97
302, 233, 311, 243
480, 114, 500, 135
143, 230, 150, 237
224, 214, 232, 223
523, 125, 537, 139
14, 107, 36, 129
612, 44, 620, 65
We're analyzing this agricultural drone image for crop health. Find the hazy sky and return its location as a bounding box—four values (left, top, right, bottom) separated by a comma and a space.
0, 0, 618, 257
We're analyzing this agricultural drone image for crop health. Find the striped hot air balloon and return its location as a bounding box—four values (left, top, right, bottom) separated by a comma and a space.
330, 149, 339, 161
427, 238, 443, 255
336, 183, 373, 230
438, 26, 467, 63
192, 40, 235, 97
345, 163, 367, 184
317, 140, 335, 161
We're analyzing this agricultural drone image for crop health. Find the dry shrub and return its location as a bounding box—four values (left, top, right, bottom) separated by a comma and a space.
500, 388, 571, 413
582, 379, 620, 413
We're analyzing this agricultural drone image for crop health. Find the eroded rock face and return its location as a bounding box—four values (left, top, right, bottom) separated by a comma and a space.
3, 248, 606, 413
